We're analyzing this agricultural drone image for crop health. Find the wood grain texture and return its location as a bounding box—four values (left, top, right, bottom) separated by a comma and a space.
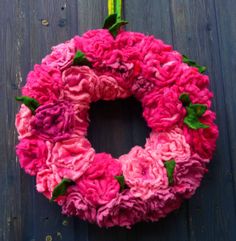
0, 0, 236, 240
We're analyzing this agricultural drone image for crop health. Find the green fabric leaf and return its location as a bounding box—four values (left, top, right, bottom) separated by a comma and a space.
182, 55, 207, 73
189, 103, 207, 117
115, 175, 126, 192
103, 13, 118, 29
164, 160, 176, 186
15, 96, 40, 114
184, 104, 209, 130
179, 93, 191, 106
50, 178, 74, 202
179, 93, 209, 130
73, 51, 92, 67
109, 20, 128, 37
184, 115, 209, 129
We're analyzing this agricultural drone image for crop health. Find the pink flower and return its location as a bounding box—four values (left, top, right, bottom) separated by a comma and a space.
142, 87, 186, 131
173, 153, 208, 198
97, 191, 148, 228
145, 128, 191, 163
119, 146, 168, 200
61, 186, 97, 223
98, 75, 130, 100
22, 64, 62, 104
49, 137, 95, 181
36, 169, 62, 199
76, 153, 122, 207
15, 105, 32, 139
61, 66, 99, 102
30, 101, 75, 142
74, 30, 114, 68
131, 76, 155, 100
183, 110, 219, 159
146, 190, 182, 221
176, 68, 213, 107
16, 138, 50, 175
42, 38, 76, 71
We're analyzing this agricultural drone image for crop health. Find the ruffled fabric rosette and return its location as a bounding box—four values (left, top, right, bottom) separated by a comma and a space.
15, 9, 218, 228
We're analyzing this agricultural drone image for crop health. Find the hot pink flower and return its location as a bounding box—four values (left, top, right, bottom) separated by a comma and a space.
15, 105, 32, 139
74, 29, 114, 68
97, 191, 148, 228
183, 110, 219, 159
31, 100, 75, 142
176, 67, 213, 107
16, 138, 50, 175
119, 146, 168, 200
142, 87, 186, 131
49, 137, 95, 181
22, 64, 62, 104
42, 38, 76, 71
145, 128, 191, 163
61, 186, 97, 223
76, 153, 122, 207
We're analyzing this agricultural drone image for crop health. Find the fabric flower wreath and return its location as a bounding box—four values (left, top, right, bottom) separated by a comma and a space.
15, 13, 218, 228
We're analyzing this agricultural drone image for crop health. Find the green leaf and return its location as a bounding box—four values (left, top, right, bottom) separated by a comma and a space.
184, 115, 209, 129
184, 104, 209, 130
73, 51, 92, 67
103, 13, 118, 29
164, 160, 176, 186
182, 55, 207, 73
179, 93, 191, 106
189, 103, 207, 117
109, 20, 128, 38
50, 178, 74, 202
15, 96, 40, 114
115, 175, 126, 192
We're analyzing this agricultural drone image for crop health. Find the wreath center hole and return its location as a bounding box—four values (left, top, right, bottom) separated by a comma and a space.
87, 96, 151, 158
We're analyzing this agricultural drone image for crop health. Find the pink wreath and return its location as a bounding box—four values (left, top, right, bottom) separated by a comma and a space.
15, 19, 218, 228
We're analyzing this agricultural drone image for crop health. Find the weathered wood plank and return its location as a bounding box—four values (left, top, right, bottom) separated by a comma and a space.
170, 0, 236, 241
126, 1, 190, 241
16, 1, 79, 240
0, 0, 23, 240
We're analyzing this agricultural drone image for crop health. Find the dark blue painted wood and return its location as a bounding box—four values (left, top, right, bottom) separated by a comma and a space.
0, 0, 236, 240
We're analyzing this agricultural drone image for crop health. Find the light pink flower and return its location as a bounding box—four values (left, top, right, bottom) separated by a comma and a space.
36, 169, 62, 199
119, 146, 168, 200
61, 186, 97, 223
76, 153, 122, 207
22, 64, 62, 104
42, 38, 76, 71
97, 191, 148, 228
145, 128, 191, 163
61, 66, 99, 102
49, 137, 95, 181
16, 138, 50, 176
15, 105, 32, 139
